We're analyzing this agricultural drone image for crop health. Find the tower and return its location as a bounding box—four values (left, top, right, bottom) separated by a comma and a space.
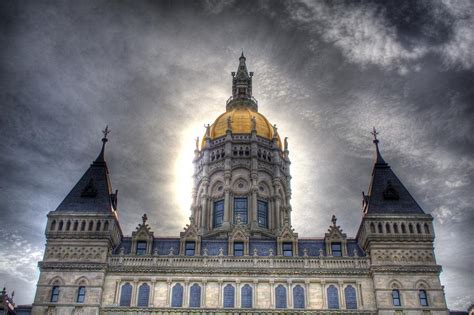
356, 128, 448, 315
186, 53, 293, 255
32, 127, 122, 315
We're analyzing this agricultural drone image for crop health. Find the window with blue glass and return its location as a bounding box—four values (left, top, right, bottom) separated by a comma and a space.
241, 284, 253, 308
76, 286, 86, 303
257, 200, 268, 228
137, 283, 150, 307
283, 242, 293, 256
331, 242, 342, 256
419, 290, 428, 307
136, 241, 147, 255
293, 285, 305, 309
171, 284, 183, 307
275, 285, 287, 309
327, 285, 339, 309
223, 284, 235, 308
392, 289, 401, 306
119, 283, 132, 306
233, 197, 248, 224
185, 241, 195, 256
50, 286, 60, 303
234, 242, 244, 256
189, 284, 201, 307
213, 200, 224, 228
344, 285, 357, 309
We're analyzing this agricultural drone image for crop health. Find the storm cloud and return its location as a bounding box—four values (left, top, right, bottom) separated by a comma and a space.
0, 0, 473, 310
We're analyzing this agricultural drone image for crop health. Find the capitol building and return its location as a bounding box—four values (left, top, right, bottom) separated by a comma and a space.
31, 54, 449, 315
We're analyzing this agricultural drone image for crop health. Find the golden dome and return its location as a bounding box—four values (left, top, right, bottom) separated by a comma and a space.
203, 107, 282, 149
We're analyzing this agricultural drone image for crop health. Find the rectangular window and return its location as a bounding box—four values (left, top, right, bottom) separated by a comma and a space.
213, 200, 224, 228
136, 241, 147, 255
331, 243, 342, 256
283, 242, 293, 257
185, 241, 195, 256
234, 242, 244, 256
257, 200, 268, 228
233, 198, 248, 224
77, 286, 86, 303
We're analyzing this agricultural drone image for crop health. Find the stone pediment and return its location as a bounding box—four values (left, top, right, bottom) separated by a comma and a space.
324, 215, 346, 241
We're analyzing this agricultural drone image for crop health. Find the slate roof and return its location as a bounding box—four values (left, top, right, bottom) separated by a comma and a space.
55, 139, 116, 213
364, 139, 425, 215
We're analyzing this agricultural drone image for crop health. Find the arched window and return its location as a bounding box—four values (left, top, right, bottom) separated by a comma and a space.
73, 221, 78, 231
409, 224, 414, 233
401, 223, 407, 233
119, 283, 132, 306
51, 220, 56, 231
370, 223, 375, 233
392, 289, 401, 306
419, 290, 429, 306
103, 221, 109, 231
385, 223, 391, 233
50, 286, 60, 303
241, 284, 252, 308
76, 286, 86, 303
223, 284, 235, 308
81, 221, 86, 231
189, 284, 201, 308
378, 223, 383, 233
137, 283, 150, 307
344, 285, 357, 309
416, 223, 422, 234
424, 224, 430, 234
293, 285, 305, 309
257, 200, 268, 228
58, 221, 64, 231
393, 223, 399, 233
66, 221, 71, 231
234, 198, 248, 224
88, 221, 93, 231
327, 285, 339, 309
96, 221, 101, 231
275, 285, 287, 309
171, 284, 183, 307
213, 200, 224, 228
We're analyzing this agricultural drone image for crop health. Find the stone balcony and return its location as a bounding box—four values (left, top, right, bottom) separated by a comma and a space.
107, 255, 370, 275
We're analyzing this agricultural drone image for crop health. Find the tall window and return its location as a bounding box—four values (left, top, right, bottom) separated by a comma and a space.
76, 286, 86, 303
283, 242, 293, 257
275, 285, 287, 309
234, 242, 244, 256
119, 283, 132, 306
50, 286, 60, 303
392, 289, 401, 306
419, 290, 429, 306
257, 200, 268, 228
233, 197, 248, 224
241, 284, 253, 308
331, 242, 342, 256
293, 285, 305, 309
185, 241, 195, 256
189, 284, 201, 308
213, 200, 224, 228
136, 241, 147, 255
223, 284, 235, 308
327, 285, 339, 309
344, 285, 357, 309
171, 284, 183, 307
137, 283, 150, 307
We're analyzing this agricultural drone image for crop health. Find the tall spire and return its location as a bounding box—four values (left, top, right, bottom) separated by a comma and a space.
228, 52, 256, 111
371, 127, 386, 165
95, 125, 110, 163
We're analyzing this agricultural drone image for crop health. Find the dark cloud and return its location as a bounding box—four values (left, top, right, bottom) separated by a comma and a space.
0, 0, 472, 310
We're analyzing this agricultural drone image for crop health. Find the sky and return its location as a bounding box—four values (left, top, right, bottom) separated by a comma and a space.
0, 0, 473, 310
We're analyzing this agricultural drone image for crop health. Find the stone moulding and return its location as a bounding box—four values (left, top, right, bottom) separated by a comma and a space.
101, 308, 377, 314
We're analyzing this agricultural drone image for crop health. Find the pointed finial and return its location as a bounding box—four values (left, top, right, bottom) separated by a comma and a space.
331, 214, 337, 226
370, 127, 386, 165
102, 125, 111, 140
142, 213, 148, 225
240, 50, 245, 59
95, 125, 110, 162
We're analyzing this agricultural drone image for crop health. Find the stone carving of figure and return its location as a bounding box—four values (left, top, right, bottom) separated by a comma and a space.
119, 246, 125, 255
251, 116, 257, 131
268, 248, 274, 257
284, 137, 288, 151
153, 247, 159, 256
227, 116, 233, 131
218, 247, 224, 256
319, 248, 324, 257
303, 248, 308, 257
253, 248, 258, 256
353, 248, 359, 257
203, 247, 208, 256
204, 124, 210, 138
195, 137, 199, 151
169, 247, 175, 256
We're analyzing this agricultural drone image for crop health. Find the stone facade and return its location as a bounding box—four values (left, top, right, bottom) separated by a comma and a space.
31, 56, 449, 315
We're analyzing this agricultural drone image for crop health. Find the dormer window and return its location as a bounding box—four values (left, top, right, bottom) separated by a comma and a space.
185, 241, 195, 256
331, 242, 342, 256
283, 242, 293, 257
136, 241, 147, 255
234, 242, 244, 256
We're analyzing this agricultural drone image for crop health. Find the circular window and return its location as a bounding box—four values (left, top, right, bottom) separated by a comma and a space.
238, 183, 244, 189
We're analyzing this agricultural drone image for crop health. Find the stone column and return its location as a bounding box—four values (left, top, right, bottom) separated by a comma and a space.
114, 280, 120, 305
321, 281, 327, 309
339, 281, 345, 309
218, 280, 223, 308
166, 279, 171, 306
202, 280, 207, 307
253, 279, 258, 308
357, 281, 364, 308
184, 280, 189, 307
305, 280, 310, 308
288, 280, 293, 308
270, 280, 275, 308
131, 279, 138, 307
236, 280, 241, 308
150, 279, 156, 307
